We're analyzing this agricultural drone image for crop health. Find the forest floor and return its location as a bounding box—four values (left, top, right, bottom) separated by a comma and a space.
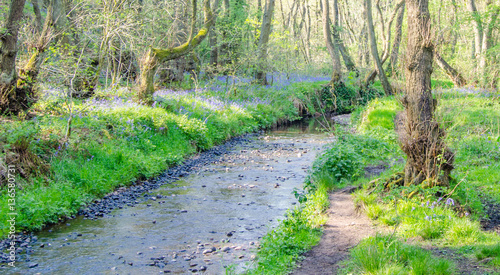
292, 189, 500, 275
291, 186, 378, 275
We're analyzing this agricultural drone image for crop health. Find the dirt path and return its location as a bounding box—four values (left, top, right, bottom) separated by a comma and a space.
292, 187, 377, 275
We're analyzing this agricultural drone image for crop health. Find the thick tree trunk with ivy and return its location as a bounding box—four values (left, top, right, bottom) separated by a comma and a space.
255, 0, 276, 85
321, 0, 341, 84
0, 0, 27, 115
137, 0, 214, 104
400, 0, 453, 187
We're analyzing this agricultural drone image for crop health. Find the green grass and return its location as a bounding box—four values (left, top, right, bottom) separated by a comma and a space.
339, 87, 500, 271
344, 235, 455, 274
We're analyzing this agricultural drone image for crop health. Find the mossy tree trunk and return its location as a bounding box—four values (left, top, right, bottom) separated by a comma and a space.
400, 0, 453, 187
17, 2, 55, 94
0, 0, 27, 115
137, 0, 214, 104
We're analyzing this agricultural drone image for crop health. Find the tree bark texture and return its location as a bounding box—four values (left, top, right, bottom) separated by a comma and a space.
137, 0, 214, 103
401, 0, 453, 186
255, 0, 276, 85
0, 0, 28, 114
364, 0, 392, 95
209, 0, 220, 73
479, 5, 499, 86
322, 0, 341, 83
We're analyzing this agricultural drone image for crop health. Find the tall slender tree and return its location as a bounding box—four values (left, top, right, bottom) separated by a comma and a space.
322, 0, 342, 84
255, 0, 276, 85
364, 0, 392, 95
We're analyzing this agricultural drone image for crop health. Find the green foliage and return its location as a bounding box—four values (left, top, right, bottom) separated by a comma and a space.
347, 235, 455, 274
357, 97, 401, 132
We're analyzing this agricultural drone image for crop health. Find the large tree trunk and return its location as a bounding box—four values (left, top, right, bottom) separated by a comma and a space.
435, 51, 467, 87
321, 0, 341, 84
52, 0, 70, 45
255, 0, 276, 85
0, 0, 28, 115
364, 0, 392, 95
137, 0, 214, 103
400, 0, 453, 187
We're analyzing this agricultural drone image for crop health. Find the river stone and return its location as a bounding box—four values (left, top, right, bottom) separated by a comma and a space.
202, 249, 212, 254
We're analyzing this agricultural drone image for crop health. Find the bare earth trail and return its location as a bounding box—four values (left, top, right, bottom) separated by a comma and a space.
292, 187, 377, 275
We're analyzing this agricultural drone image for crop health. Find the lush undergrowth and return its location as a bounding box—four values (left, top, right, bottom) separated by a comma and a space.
338, 86, 500, 273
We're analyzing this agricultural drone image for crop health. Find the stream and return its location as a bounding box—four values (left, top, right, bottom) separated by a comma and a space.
6, 118, 334, 275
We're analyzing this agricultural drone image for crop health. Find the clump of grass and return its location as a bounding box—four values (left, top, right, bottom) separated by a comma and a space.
347, 235, 455, 274
476, 244, 500, 267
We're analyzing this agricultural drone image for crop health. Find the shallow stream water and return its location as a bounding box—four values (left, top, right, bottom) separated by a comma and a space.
7, 119, 334, 275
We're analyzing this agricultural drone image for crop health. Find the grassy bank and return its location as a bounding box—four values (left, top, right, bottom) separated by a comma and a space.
341, 87, 500, 273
